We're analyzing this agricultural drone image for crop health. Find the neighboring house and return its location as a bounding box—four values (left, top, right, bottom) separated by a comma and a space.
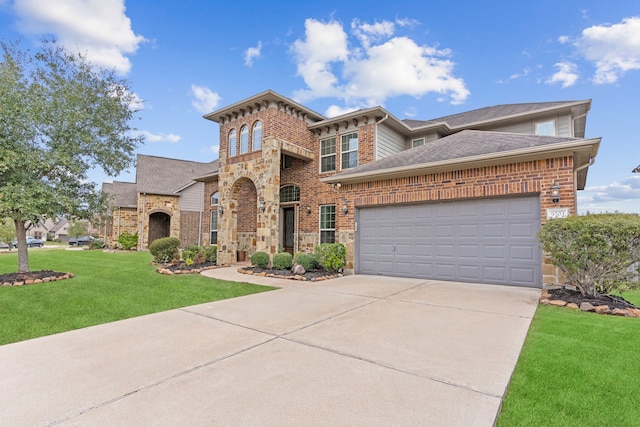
103, 154, 217, 249
47, 218, 69, 242
104, 90, 601, 288
27, 217, 69, 241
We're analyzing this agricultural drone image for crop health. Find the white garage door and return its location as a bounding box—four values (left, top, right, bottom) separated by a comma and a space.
356, 196, 542, 287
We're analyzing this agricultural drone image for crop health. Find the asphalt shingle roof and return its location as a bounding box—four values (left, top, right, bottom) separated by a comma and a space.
403, 101, 583, 129
335, 130, 581, 177
102, 181, 138, 208
136, 155, 218, 195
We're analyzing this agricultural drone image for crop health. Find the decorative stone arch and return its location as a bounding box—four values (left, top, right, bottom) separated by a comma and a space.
148, 209, 171, 245
217, 143, 281, 264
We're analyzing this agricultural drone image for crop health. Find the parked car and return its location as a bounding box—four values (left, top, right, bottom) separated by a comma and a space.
11, 237, 44, 248
68, 236, 95, 246
0, 242, 9, 249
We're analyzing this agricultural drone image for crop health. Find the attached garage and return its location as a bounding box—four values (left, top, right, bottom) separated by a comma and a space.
356, 196, 542, 287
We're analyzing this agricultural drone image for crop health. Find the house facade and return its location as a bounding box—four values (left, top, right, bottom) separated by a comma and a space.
104, 90, 601, 288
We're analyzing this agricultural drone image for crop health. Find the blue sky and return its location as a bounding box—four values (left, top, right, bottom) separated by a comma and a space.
1, 0, 639, 213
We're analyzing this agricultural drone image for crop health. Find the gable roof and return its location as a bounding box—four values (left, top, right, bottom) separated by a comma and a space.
322, 130, 600, 189
102, 181, 138, 208
136, 154, 218, 195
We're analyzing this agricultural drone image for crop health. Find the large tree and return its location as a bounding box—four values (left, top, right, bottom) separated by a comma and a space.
0, 39, 143, 272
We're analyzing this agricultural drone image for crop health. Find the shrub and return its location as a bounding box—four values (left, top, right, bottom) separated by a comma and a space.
272, 252, 293, 270
90, 239, 104, 250
315, 243, 346, 272
182, 245, 203, 263
117, 231, 138, 250
539, 213, 640, 296
251, 251, 270, 269
294, 253, 317, 271
149, 237, 181, 264
204, 245, 217, 263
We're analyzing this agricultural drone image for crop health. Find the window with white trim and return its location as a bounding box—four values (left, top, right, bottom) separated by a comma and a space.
341, 132, 358, 169
320, 137, 336, 172
252, 121, 262, 150
412, 138, 425, 148
240, 125, 249, 153
228, 129, 237, 156
210, 191, 219, 206
319, 205, 336, 243
210, 210, 218, 245
535, 120, 556, 136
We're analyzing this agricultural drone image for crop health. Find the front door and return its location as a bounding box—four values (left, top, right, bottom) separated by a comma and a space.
283, 207, 295, 254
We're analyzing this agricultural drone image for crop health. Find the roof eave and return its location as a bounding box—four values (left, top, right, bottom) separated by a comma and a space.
320, 138, 601, 185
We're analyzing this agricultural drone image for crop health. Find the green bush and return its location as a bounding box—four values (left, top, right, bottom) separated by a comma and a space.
251, 251, 270, 269
539, 213, 640, 296
182, 245, 202, 263
315, 243, 346, 272
117, 231, 138, 250
272, 252, 293, 270
204, 245, 217, 263
90, 239, 104, 250
149, 237, 181, 264
294, 253, 317, 271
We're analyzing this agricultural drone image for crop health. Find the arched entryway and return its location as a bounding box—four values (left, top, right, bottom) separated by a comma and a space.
148, 211, 171, 244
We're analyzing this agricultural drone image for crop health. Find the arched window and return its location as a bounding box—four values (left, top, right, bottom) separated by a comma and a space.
252, 121, 262, 150
240, 125, 249, 154
211, 191, 219, 206
228, 129, 237, 157
279, 185, 300, 203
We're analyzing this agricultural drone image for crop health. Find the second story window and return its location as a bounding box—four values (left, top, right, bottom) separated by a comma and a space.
240, 125, 249, 153
341, 132, 358, 169
535, 120, 556, 136
228, 129, 237, 157
412, 138, 425, 148
252, 121, 262, 150
320, 137, 336, 172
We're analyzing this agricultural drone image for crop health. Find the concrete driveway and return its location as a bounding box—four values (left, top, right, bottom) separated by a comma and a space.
0, 269, 539, 426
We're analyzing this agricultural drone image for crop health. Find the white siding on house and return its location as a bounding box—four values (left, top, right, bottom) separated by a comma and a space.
178, 182, 204, 211
376, 124, 405, 160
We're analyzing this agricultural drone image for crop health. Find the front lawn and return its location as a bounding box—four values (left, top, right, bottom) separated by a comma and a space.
497, 291, 640, 426
0, 249, 275, 345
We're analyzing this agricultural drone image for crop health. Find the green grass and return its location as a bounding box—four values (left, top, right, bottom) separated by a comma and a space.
0, 249, 275, 345
497, 292, 640, 427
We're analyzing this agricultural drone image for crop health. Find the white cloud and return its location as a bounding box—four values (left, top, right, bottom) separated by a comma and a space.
546, 61, 579, 88
558, 35, 570, 44
291, 18, 468, 108
578, 176, 640, 213
136, 130, 181, 143
13, 0, 146, 75
325, 104, 360, 118
190, 85, 221, 114
575, 16, 640, 84
244, 41, 262, 67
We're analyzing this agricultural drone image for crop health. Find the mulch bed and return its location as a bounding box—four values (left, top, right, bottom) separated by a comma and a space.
156, 261, 222, 275
0, 270, 73, 287
541, 287, 640, 317
238, 266, 342, 282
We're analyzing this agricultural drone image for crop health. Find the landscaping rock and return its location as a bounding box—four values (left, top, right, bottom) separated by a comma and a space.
566, 303, 579, 309
580, 302, 595, 312
291, 264, 306, 275
594, 305, 612, 314
548, 300, 567, 307
612, 308, 629, 317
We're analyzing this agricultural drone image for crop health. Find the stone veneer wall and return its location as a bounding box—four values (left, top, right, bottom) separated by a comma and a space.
138, 194, 180, 248
108, 207, 137, 247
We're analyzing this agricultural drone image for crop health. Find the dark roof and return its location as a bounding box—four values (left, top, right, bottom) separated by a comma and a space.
403, 101, 586, 129
334, 130, 582, 177
634, 164, 640, 173
49, 218, 68, 233
102, 181, 138, 208
136, 154, 218, 195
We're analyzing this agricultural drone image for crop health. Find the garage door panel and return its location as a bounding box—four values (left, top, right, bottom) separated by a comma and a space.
357, 196, 541, 287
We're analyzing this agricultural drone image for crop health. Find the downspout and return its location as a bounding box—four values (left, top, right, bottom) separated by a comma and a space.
140, 193, 146, 250
574, 157, 595, 212
198, 183, 203, 246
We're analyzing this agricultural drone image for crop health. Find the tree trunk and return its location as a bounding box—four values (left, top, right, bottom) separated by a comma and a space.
14, 219, 29, 273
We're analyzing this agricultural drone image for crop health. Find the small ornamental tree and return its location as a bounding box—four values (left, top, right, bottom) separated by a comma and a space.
539, 214, 640, 296
315, 243, 347, 273
68, 220, 89, 242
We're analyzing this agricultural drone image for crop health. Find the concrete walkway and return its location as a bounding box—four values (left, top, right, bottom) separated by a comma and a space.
0, 268, 540, 426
